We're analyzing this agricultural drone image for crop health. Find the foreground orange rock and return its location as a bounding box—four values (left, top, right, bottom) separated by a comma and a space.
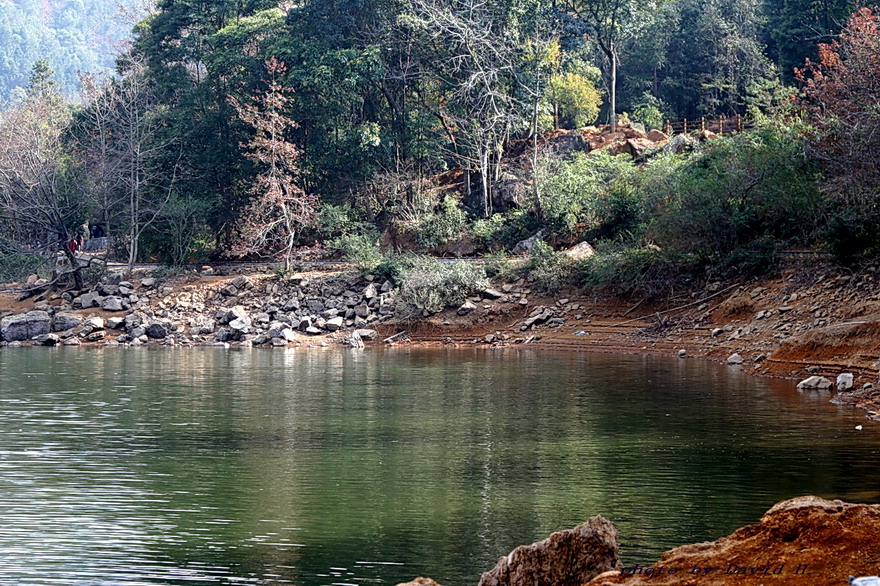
397, 497, 880, 586
588, 496, 880, 585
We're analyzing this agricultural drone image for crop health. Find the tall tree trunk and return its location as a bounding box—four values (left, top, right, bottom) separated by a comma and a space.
610, 41, 618, 132
531, 84, 543, 221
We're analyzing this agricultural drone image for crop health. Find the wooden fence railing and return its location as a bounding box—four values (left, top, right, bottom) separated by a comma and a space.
662, 115, 752, 136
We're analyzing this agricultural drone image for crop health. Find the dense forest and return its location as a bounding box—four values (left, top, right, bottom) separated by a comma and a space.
0, 0, 142, 103
0, 0, 878, 296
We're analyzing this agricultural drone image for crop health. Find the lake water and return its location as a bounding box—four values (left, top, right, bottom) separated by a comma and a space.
1, 347, 879, 585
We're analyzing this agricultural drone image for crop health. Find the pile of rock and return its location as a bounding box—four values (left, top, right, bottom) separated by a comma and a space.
515, 298, 585, 332
68, 275, 153, 312
1, 271, 396, 348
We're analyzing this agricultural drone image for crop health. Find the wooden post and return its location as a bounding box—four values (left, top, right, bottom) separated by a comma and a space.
737, 115, 742, 131
700, 117, 705, 132
718, 117, 723, 136
684, 118, 688, 133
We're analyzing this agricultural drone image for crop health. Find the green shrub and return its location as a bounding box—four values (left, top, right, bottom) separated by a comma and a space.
538, 150, 640, 238
471, 209, 537, 250
0, 251, 46, 283
546, 72, 602, 129
483, 251, 519, 281
524, 240, 577, 293
318, 203, 365, 239
579, 246, 702, 298
402, 195, 467, 249
630, 92, 669, 131
329, 232, 384, 272
393, 254, 489, 316
645, 121, 821, 260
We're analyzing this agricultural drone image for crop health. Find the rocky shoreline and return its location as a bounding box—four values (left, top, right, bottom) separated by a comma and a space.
3, 260, 880, 420
1, 269, 396, 349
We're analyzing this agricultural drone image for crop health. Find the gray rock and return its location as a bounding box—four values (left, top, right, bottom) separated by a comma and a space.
52, 313, 83, 332
564, 241, 596, 261
75, 291, 101, 308
347, 330, 365, 349
85, 317, 105, 330
363, 283, 378, 299
354, 328, 378, 340
354, 304, 371, 318
141, 278, 157, 288
146, 323, 169, 339
220, 306, 249, 325
325, 316, 344, 331
726, 353, 744, 365
381, 280, 394, 293
482, 288, 505, 299
232, 276, 253, 290
837, 373, 855, 392
229, 316, 252, 333
305, 326, 322, 336
665, 133, 699, 154
1, 311, 51, 341
101, 296, 125, 312
282, 328, 297, 342
106, 317, 124, 330
512, 230, 545, 255
797, 376, 833, 391
477, 517, 619, 586
458, 300, 477, 316
35, 333, 61, 346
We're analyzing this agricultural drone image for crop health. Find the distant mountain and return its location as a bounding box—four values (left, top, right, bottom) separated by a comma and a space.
0, 0, 143, 103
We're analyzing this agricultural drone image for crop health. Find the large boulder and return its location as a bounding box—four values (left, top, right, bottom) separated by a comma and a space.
494, 172, 527, 210
145, 323, 169, 339
101, 296, 125, 312
646, 129, 668, 143
546, 130, 587, 159
479, 517, 620, 586
565, 241, 596, 261
797, 376, 833, 391
512, 230, 545, 255
1, 311, 51, 341
665, 133, 699, 154
52, 313, 83, 332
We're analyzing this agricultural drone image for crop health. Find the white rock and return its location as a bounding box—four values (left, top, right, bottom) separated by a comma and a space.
797, 376, 833, 391
836, 373, 854, 392
726, 353, 744, 364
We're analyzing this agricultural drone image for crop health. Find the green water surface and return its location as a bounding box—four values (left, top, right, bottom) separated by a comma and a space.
0, 346, 878, 585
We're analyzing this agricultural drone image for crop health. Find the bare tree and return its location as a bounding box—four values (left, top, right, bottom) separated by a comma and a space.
78, 54, 178, 275
0, 95, 88, 289
407, 0, 524, 217
231, 59, 318, 272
